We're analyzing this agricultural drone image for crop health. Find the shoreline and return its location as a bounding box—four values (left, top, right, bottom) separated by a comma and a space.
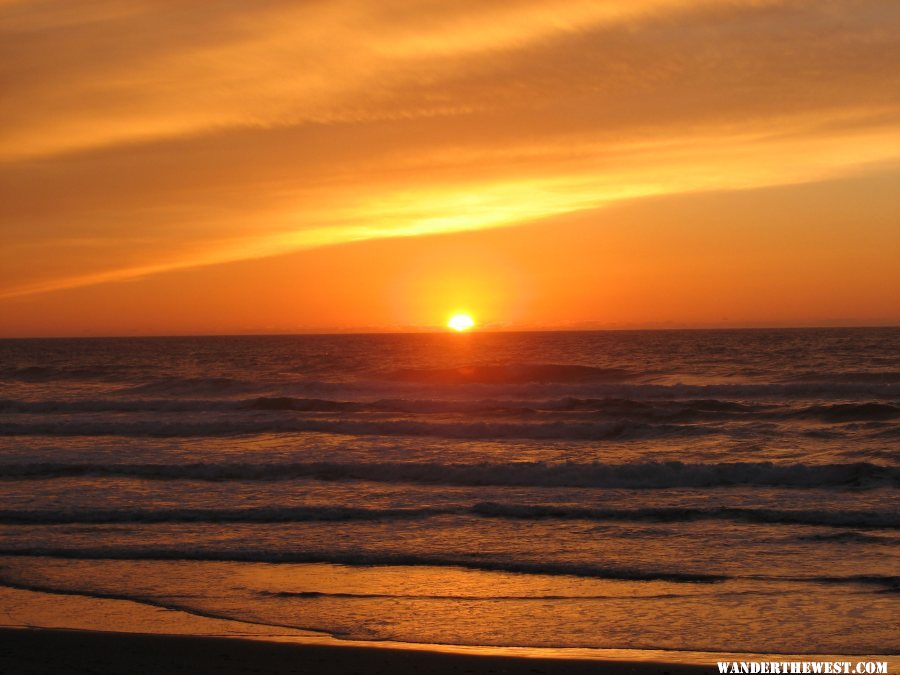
2, 628, 896, 675
2, 584, 896, 673
0, 627, 721, 675
0, 584, 754, 665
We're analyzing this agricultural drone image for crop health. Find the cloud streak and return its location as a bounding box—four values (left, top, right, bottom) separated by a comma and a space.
1, 0, 899, 303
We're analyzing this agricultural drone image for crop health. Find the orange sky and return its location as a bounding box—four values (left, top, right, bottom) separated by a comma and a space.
1, 0, 898, 336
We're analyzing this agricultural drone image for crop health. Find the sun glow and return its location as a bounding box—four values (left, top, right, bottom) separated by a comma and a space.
447, 313, 476, 332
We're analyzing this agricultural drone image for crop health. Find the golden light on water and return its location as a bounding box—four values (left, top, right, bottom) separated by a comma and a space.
447, 313, 476, 332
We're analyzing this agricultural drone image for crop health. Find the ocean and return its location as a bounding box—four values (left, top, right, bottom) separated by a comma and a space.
0, 328, 897, 655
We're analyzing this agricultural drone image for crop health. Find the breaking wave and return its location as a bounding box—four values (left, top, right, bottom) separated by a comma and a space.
117, 377, 260, 396
3, 396, 897, 423
113, 378, 900, 400
795, 532, 897, 544
470, 503, 900, 529
783, 371, 900, 384
0, 417, 717, 440
794, 402, 899, 421
0, 503, 896, 528
0, 547, 896, 590
0, 366, 123, 382
382, 364, 644, 384
2, 460, 895, 489
257, 589, 747, 601
0, 547, 729, 582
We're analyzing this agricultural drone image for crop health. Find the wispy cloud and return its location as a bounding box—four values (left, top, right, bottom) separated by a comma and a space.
1, 0, 899, 301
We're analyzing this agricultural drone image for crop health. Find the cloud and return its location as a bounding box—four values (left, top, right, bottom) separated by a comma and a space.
1, 0, 728, 159
6, 0, 896, 160
1, 0, 899, 301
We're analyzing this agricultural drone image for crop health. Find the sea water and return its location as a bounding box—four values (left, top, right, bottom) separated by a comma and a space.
0, 329, 897, 654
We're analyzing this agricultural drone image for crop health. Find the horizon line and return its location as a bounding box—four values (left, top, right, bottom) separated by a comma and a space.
1, 323, 898, 340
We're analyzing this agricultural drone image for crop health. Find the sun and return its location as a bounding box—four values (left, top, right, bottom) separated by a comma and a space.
447, 313, 476, 332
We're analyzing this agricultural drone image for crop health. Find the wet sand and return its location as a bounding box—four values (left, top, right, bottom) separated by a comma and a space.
0, 628, 717, 675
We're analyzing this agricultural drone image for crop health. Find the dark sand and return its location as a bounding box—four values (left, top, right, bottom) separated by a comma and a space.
0, 628, 717, 675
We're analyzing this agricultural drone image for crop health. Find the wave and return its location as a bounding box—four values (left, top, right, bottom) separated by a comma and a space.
1, 503, 896, 529
869, 426, 900, 440
0, 573, 734, 614
0, 395, 760, 415
796, 532, 897, 544
6, 383, 899, 410
0, 547, 896, 591
0, 505, 445, 524
0, 395, 763, 417
0, 366, 123, 382
0, 547, 726, 582
382, 364, 644, 384
811, 575, 900, 593
784, 371, 900, 384
93, 373, 900, 401
3, 397, 898, 426
247, 381, 900, 400
0, 398, 236, 414
0, 396, 534, 415
470, 503, 900, 529
257, 589, 732, 601
116, 377, 260, 396
107, 364, 647, 397
0, 574, 331, 637
246, 397, 361, 412
794, 402, 899, 422
0, 417, 717, 440
2, 460, 895, 489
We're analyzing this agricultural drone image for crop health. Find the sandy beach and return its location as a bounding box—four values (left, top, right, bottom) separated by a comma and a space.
0, 627, 720, 675
0, 584, 723, 674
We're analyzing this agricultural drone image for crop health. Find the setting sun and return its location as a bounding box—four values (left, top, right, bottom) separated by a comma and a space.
447, 313, 476, 332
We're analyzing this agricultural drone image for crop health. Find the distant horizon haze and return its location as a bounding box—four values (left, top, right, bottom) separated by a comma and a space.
2, 323, 899, 341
